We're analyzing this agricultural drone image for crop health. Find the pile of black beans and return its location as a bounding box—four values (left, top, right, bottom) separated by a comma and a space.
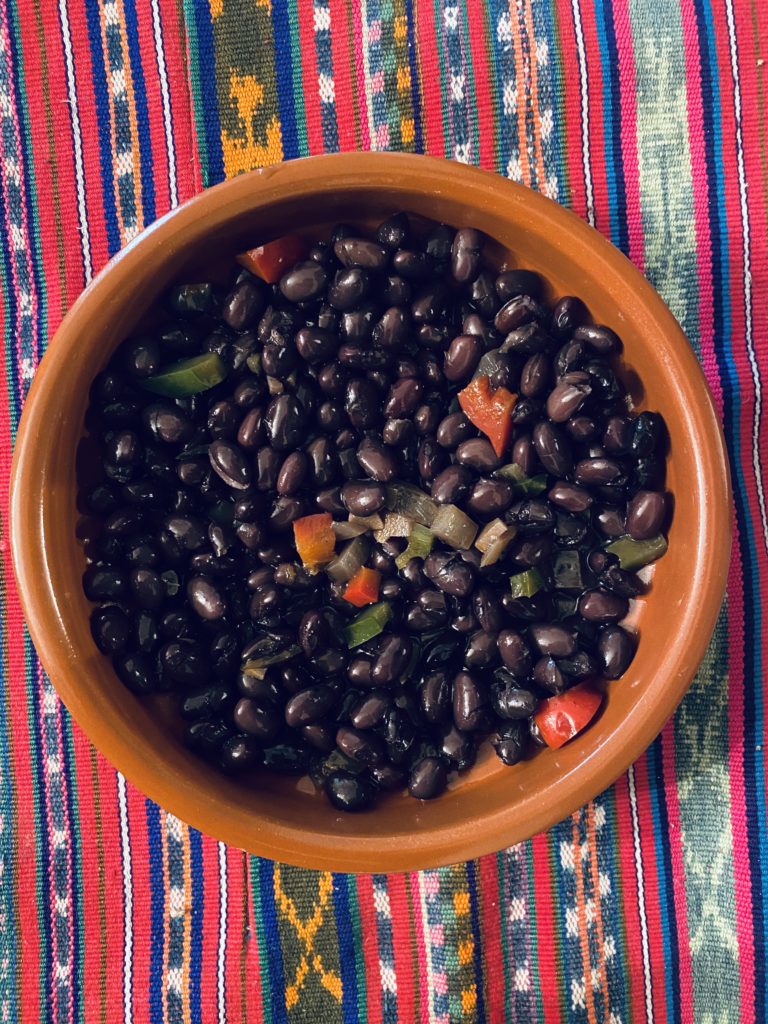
81, 212, 669, 812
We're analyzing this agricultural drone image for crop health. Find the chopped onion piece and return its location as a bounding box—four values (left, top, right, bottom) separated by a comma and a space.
325, 536, 371, 583
475, 518, 515, 553
373, 512, 414, 544
385, 482, 438, 527
431, 504, 478, 550
332, 513, 384, 541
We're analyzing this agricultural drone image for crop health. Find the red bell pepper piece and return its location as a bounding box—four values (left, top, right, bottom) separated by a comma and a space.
343, 566, 382, 608
236, 234, 309, 284
457, 375, 517, 457
534, 682, 603, 750
292, 513, 336, 569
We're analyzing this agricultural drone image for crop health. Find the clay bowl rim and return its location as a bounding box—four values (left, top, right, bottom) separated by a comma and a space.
10, 153, 731, 872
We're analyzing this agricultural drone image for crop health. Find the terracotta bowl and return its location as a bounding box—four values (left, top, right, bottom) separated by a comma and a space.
10, 154, 730, 872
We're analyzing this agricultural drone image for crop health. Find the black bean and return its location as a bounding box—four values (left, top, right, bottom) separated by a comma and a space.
494, 630, 530, 676
120, 336, 161, 378
630, 412, 663, 458
574, 323, 621, 354
126, 567, 162, 609
493, 683, 537, 719
578, 590, 629, 623
626, 490, 666, 540
549, 296, 587, 341
105, 429, 143, 471
336, 725, 385, 766
548, 481, 592, 513
545, 371, 592, 423
408, 757, 448, 800
424, 552, 475, 597
295, 609, 327, 659
417, 439, 448, 482
371, 633, 412, 685
278, 261, 326, 303
373, 306, 410, 350
182, 683, 232, 722
349, 691, 391, 729
141, 402, 194, 445
453, 671, 488, 731
328, 267, 370, 311
467, 479, 513, 518
598, 625, 636, 678
557, 650, 598, 679
511, 434, 537, 476
384, 377, 423, 418
222, 278, 265, 330
439, 724, 476, 770
356, 436, 398, 482
413, 402, 441, 436
376, 212, 410, 251
326, 771, 376, 811
339, 304, 379, 346
436, 412, 474, 450
532, 421, 573, 477
443, 335, 483, 382
594, 505, 626, 538
529, 624, 577, 658
301, 723, 336, 754
418, 351, 445, 388
417, 671, 450, 725
334, 236, 388, 270
451, 227, 483, 283
553, 338, 585, 378
495, 268, 544, 302
182, 575, 225, 620
233, 377, 263, 409
341, 481, 386, 516
567, 415, 598, 442
574, 457, 623, 486
264, 394, 307, 450
430, 465, 474, 504
412, 282, 451, 323
284, 684, 336, 728
400, 557, 428, 590
380, 275, 411, 306
495, 294, 544, 334
160, 639, 207, 686
234, 521, 262, 550
105, 508, 146, 537
90, 605, 131, 654
83, 565, 126, 601
306, 437, 340, 487
507, 498, 555, 533
207, 440, 251, 490
249, 583, 283, 620
533, 656, 566, 694
392, 249, 434, 281
234, 697, 281, 741
114, 652, 156, 694
469, 271, 500, 318
518, 352, 548, 398
345, 377, 380, 429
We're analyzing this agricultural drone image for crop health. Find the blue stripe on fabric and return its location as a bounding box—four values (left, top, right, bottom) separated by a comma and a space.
270, 0, 299, 160
122, 0, 156, 224
59, 713, 82, 1021
189, 829, 204, 1023
258, 860, 287, 1024
186, 1, 224, 185
332, 874, 359, 1024
82, 0, 121, 254
403, 0, 424, 152
593, 0, 628, 252
692, 2, 766, 1017
647, 739, 681, 1024
465, 860, 486, 1024
315, 3, 339, 152
145, 801, 165, 1024
486, 0, 514, 178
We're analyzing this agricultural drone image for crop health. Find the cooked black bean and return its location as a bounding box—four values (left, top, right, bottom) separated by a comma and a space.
415, 439, 445, 482
436, 412, 473, 449
438, 724, 476, 770
328, 267, 369, 310
83, 566, 126, 601
349, 691, 391, 730
276, 451, 308, 495
335, 236, 388, 270
451, 227, 483, 284
532, 421, 573, 477
114, 652, 156, 694
341, 481, 386, 516
471, 587, 502, 634
336, 725, 385, 766
533, 656, 566, 694
510, 433, 537, 476
495, 294, 544, 334
284, 685, 336, 727
345, 377, 379, 429
222, 278, 265, 330
549, 295, 586, 340
520, 352, 549, 398
234, 697, 281, 740
430, 465, 474, 504
594, 505, 627, 538
529, 624, 577, 658
567, 415, 598, 442
376, 212, 409, 251
279, 261, 326, 302
160, 639, 207, 686
546, 371, 592, 423
380, 274, 411, 306
408, 757, 448, 800
371, 634, 412, 685
627, 490, 666, 540
453, 671, 487, 731
142, 402, 194, 445
574, 323, 621, 354
128, 568, 163, 609
493, 683, 537, 720
305, 437, 339, 486
413, 402, 441, 435
467, 479, 513, 518
297, 609, 329, 659
356, 436, 398, 482
264, 394, 307, 450
444, 335, 483, 382
468, 271, 500, 318
384, 377, 423, 418
598, 625, 637, 678
91, 605, 131, 654
208, 440, 252, 490
578, 590, 629, 623
573, 457, 623, 486
392, 249, 434, 281
547, 481, 592, 512
557, 651, 598, 679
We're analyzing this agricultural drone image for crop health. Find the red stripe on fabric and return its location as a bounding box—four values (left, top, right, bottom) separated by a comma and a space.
64, 0, 111, 273
611, 775, 648, 1023
531, 832, 563, 1024
349, 0, 371, 150
133, 0, 171, 214
465, 0, 495, 170
158, 0, 201, 200
553, 0, 586, 215
125, 784, 151, 1024
632, 757, 669, 1023
388, 873, 415, 1021
407, 873, 430, 1024
356, 875, 383, 1023
328, 0, 357, 152
478, 855, 505, 1024
296, 0, 325, 155
413, 0, 444, 158
610, 0, 644, 270
236, 852, 260, 1023
576, 0, 609, 234
198, 838, 219, 1024
660, 728, 695, 1024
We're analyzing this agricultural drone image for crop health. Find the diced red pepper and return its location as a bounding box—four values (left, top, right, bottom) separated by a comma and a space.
236, 234, 309, 284
292, 513, 336, 569
458, 376, 517, 458
534, 683, 603, 750
343, 566, 382, 608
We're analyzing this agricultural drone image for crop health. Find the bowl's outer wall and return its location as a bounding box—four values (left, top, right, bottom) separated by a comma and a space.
10, 155, 731, 871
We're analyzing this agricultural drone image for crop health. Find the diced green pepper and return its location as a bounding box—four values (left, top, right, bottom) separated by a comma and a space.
553, 550, 583, 591
395, 524, 435, 569
496, 463, 548, 495
605, 534, 668, 571
509, 567, 544, 599
242, 645, 301, 680
344, 601, 393, 648
142, 352, 227, 397
385, 483, 438, 527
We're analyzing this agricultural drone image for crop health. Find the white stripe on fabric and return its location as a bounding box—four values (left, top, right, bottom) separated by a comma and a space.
149, 0, 178, 208
628, 765, 653, 1024
57, 0, 92, 281
570, 0, 595, 226
417, 873, 437, 1024
117, 773, 133, 1024
217, 842, 227, 1024
724, 0, 767, 554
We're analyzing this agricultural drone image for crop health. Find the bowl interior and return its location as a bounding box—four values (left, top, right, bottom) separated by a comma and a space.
12, 157, 728, 870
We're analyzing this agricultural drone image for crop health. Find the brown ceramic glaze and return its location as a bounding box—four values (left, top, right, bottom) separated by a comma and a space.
9, 154, 731, 872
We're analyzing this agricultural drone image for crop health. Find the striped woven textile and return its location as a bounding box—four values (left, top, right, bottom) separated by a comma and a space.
0, 0, 766, 1020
